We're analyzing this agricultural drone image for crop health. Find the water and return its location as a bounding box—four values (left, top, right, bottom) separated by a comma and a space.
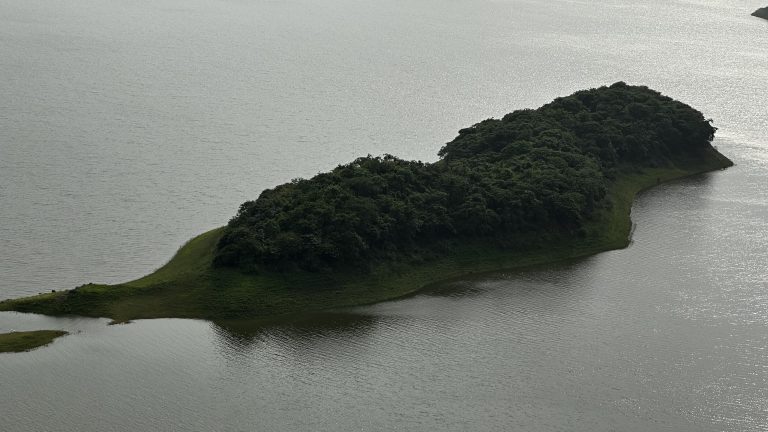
1, 0, 767, 430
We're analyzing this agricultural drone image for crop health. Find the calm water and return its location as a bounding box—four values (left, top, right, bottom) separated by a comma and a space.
1, 0, 767, 430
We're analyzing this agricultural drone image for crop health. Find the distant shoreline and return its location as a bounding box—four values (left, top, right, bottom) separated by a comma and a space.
752, 7, 768, 20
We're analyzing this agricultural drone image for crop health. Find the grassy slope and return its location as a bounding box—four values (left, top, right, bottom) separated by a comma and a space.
0, 148, 733, 323
0, 330, 68, 353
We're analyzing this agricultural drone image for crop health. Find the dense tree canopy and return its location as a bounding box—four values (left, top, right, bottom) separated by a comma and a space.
214, 83, 716, 272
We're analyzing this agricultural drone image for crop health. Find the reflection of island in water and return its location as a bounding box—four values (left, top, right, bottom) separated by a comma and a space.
753, 7, 768, 20
211, 312, 380, 351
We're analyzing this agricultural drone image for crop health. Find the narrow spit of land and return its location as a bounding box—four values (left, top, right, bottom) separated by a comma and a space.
0, 330, 68, 353
0, 83, 733, 323
752, 7, 768, 20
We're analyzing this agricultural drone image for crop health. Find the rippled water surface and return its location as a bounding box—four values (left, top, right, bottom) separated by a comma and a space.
1, 0, 767, 430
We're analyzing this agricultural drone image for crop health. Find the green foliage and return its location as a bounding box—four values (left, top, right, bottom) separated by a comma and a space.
215, 83, 717, 272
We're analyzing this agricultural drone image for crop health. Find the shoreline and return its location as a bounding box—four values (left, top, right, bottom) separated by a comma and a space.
0, 149, 733, 323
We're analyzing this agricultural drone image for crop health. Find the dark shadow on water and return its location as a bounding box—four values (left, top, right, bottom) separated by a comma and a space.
208, 255, 610, 357
210, 255, 605, 354
210, 311, 380, 353
420, 255, 601, 299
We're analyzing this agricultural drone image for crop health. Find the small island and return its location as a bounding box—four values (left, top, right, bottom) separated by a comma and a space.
0, 330, 68, 353
753, 7, 768, 20
0, 83, 733, 323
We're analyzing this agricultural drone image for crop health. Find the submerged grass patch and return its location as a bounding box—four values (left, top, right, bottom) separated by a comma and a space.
0, 330, 68, 353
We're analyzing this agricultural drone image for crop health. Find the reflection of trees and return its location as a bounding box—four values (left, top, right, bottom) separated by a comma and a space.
210, 312, 380, 357
422, 255, 597, 299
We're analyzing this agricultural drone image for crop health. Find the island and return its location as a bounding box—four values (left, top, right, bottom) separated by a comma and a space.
753, 7, 768, 20
0, 330, 68, 353
0, 83, 733, 323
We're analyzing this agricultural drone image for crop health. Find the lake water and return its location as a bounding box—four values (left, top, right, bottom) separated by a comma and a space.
1, 0, 767, 430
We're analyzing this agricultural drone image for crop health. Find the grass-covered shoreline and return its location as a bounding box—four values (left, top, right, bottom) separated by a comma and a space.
0, 148, 732, 323
0, 330, 68, 353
